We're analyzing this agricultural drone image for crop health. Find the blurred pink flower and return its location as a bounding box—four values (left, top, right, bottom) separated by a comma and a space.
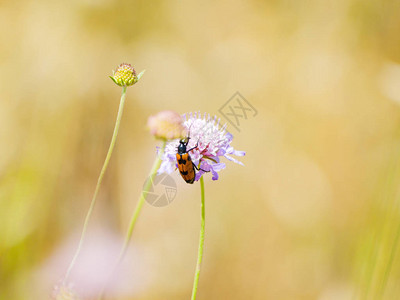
38, 228, 151, 299
147, 110, 186, 140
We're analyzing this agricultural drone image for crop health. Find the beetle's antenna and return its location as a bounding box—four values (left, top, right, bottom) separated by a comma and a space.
184, 122, 194, 145
187, 122, 194, 138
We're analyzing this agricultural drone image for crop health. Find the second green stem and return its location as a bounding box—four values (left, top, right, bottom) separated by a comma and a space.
118, 140, 166, 262
99, 140, 166, 299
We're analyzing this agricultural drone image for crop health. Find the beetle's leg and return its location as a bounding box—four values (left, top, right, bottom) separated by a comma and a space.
187, 142, 199, 153
193, 163, 210, 172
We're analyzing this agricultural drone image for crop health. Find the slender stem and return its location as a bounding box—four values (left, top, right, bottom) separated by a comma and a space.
191, 176, 205, 300
64, 86, 128, 283
119, 140, 166, 261
98, 140, 166, 299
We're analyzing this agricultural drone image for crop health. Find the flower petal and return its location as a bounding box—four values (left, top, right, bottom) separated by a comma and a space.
224, 154, 244, 166
158, 160, 175, 174
232, 149, 246, 156
216, 149, 226, 156
195, 170, 205, 181
211, 162, 226, 171
199, 160, 212, 171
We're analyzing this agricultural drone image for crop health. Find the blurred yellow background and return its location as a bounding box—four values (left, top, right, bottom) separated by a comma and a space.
2, 0, 400, 299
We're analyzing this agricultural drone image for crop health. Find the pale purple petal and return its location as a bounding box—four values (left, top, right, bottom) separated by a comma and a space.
211, 168, 219, 180
210, 162, 226, 171
216, 149, 226, 156
195, 170, 205, 181
208, 162, 226, 181
224, 154, 244, 166
226, 146, 245, 157
194, 160, 212, 181
158, 161, 175, 174
225, 132, 233, 142
199, 161, 212, 171
231, 149, 245, 156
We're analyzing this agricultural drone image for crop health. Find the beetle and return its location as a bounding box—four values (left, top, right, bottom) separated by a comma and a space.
176, 137, 207, 184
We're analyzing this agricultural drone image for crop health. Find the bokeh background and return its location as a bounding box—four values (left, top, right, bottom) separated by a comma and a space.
2, 0, 400, 299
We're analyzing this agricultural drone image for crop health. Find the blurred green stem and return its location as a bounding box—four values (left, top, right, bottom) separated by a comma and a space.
379, 219, 400, 298
360, 148, 400, 299
191, 176, 205, 300
117, 140, 166, 263
64, 86, 127, 283
99, 140, 166, 299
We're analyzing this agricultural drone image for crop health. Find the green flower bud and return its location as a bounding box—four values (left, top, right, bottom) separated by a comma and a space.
110, 63, 145, 87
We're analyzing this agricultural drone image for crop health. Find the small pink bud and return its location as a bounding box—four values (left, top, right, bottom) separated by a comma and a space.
147, 110, 186, 140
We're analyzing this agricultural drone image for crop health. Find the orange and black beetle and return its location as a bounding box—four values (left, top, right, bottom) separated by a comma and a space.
176, 137, 209, 184
176, 137, 197, 184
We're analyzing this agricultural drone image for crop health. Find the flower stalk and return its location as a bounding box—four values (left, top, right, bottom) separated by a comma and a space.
64, 86, 128, 283
98, 140, 167, 299
191, 176, 205, 300
119, 139, 167, 262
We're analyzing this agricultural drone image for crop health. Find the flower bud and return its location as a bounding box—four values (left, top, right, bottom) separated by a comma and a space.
147, 110, 186, 140
110, 63, 145, 87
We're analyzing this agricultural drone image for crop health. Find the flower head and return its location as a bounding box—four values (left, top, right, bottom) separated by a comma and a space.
147, 110, 187, 140
52, 284, 80, 300
158, 112, 245, 181
110, 63, 145, 87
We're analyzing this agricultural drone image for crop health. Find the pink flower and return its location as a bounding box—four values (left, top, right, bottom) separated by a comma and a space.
158, 112, 245, 181
147, 110, 186, 140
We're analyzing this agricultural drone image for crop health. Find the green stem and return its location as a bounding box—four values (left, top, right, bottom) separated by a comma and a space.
119, 140, 166, 261
99, 140, 166, 299
191, 176, 205, 300
64, 86, 128, 283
